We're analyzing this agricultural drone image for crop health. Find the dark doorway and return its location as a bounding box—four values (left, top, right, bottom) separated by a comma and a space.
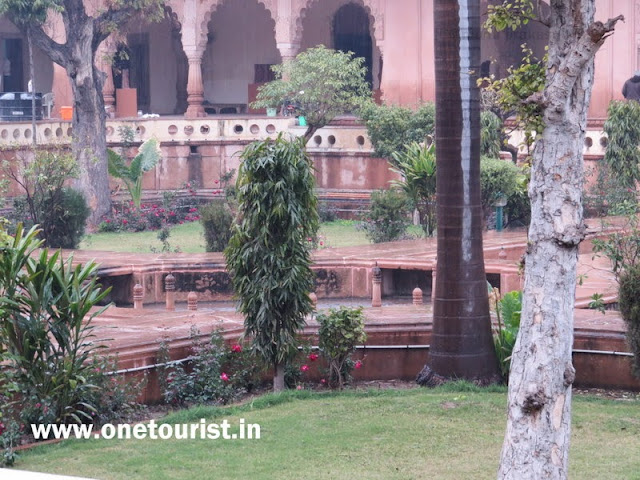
3, 38, 23, 92
128, 33, 150, 113
332, 3, 373, 87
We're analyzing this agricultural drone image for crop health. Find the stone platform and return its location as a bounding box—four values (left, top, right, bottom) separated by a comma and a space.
69, 220, 640, 399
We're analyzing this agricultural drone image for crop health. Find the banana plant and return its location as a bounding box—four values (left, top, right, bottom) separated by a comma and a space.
107, 137, 162, 209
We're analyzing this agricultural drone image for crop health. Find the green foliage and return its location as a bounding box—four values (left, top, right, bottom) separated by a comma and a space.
592, 215, 640, 279
391, 142, 437, 236
360, 189, 411, 243
489, 288, 522, 380
225, 135, 318, 376
3, 148, 88, 248
598, 100, 640, 210
484, 0, 536, 33
0, 224, 111, 442
480, 110, 503, 158
480, 157, 521, 223
504, 175, 531, 228
479, 45, 546, 149
618, 267, 640, 378
159, 329, 261, 406
199, 201, 234, 252
317, 307, 367, 388
0, 0, 57, 26
107, 137, 162, 209
252, 46, 371, 138
359, 102, 436, 161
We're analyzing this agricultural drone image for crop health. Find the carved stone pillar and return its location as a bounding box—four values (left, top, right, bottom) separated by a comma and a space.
98, 39, 117, 116
185, 50, 206, 118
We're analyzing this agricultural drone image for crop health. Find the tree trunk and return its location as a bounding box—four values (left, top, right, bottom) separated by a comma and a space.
67, 23, 111, 225
424, 0, 499, 383
498, 3, 623, 478
273, 362, 285, 392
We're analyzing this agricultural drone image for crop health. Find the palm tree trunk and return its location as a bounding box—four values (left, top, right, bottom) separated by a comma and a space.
424, 0, 499, 383
27, 27, 36, 147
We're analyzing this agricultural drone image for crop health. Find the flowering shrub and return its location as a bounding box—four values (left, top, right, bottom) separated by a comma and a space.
158, 328, 263, 406
317, 307, 367, 388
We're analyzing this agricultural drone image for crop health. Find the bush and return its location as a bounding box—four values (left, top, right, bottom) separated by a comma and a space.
618, 267, 640, 378
318, 202, 338, 222
480, 157, 522, 227
317, 307, 367, 388
480, 110, 503, 158
359, 102, 435, 162
200, 201, 234, 252
3, 148, 89, 248
360, 189, 411, 243
490, 289, 522, 381
159, 329, 262, 406
0, 225, 112, 458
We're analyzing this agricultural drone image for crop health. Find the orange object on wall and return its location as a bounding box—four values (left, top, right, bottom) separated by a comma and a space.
60, 106, 72, 121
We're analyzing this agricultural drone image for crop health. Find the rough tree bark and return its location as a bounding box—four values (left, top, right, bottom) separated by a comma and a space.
14, 1, 163, 225
418, 0, 500, 385
498, 2, 622, 478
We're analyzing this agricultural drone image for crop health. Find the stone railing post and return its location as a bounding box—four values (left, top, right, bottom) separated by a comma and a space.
133, 283, 144, 310
165, 273, 176, 311
187, 291, 198, 311
372, 262, 382, 308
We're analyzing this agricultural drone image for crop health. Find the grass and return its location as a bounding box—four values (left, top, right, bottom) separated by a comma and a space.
13, 386, 640, 480
79, 220, 427, 254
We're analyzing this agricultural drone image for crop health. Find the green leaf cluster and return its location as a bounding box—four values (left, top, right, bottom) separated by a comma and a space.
252, 46, 371, 137
317, 306, 366, 388
480, 156, 521, 212
0, 224, 111, 426
391, 142, 437, 236
359, 102, 436, 161
602, 100, 640, 196
618, 266, 640, 378
225, 135, 318, 371
484, 0, 535, 33
479, 45, 546, 148
490, 289, 522, 380
360, 189, 411, 243
108, 137, 162, 209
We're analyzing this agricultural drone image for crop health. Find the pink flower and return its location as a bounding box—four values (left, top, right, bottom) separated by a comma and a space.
300, 365, 309, 372
0, 423, 5, 435
231, 344, 242, 353
308, 353, 319, 362
214, 180, 219, 184
35, 403, 42, 408
296, 385, 303, 390
122, 219, 128, 225
169, 211, 176, 216
189, 208, 197, 213
320, 378, 327, 384
354, 360, 362, 369
319, 241, 324, 246
105, 219, 111, 223
220, 372, 229, 382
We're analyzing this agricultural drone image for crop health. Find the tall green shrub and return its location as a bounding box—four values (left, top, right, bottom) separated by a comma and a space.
200, 201, 234, 252
317, 307, 367, 389
360, 189, 411, 243
479, 157, 524, 227
225, 135, 318, 391
0, 225, 111, 426
618, 267, 640, 378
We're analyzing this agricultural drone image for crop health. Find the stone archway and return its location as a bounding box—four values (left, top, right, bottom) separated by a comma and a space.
200, 0, 280, 109
294, 0, 384, 90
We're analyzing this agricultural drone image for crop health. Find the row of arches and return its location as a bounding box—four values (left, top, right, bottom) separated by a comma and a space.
0, 0, 550, 119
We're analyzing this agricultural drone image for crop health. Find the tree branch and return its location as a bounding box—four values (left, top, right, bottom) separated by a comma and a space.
27, 23, 69, 69
544, 15, 624, 115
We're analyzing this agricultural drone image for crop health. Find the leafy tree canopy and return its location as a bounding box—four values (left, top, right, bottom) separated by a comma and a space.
252, 45, 371, 142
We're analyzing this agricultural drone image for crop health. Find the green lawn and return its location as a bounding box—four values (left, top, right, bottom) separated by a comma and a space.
79, 221, 425, 253
13, 386, 640, 480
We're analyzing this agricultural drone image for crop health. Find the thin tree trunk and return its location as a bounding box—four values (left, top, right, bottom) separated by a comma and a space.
421, 0, 499, 384
27, 28, 36, 147
498, 3, 623, 478
273, 362, 285, 392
